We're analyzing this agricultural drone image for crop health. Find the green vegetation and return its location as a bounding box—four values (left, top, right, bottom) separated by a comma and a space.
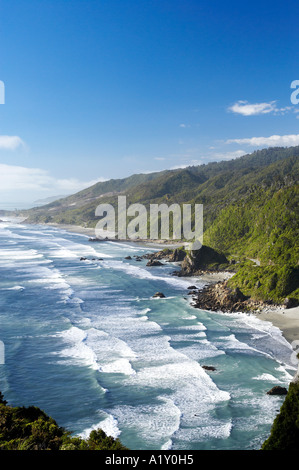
2, 147, 299, 451
19, 146, 299, 306
21, 146, 299, 230
0, 392, 127, 450
227, 265, 299, 305
261, 380, 299, 450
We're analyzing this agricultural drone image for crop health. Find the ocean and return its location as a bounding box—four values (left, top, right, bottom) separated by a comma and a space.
0, 219, 296, 450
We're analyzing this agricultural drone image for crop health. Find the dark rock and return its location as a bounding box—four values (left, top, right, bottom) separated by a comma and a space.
187, 285, 198, 290
142, 248, 186, 263
187, 290, 197, 295
124, 256, 132, 260
230, 287, 246, 302
80, 257, 87, 261
152, 292, 166, 298
267, 386, 288, 396
179, 245, 228, 276
146, 260, 164, 267
192, 282, 250, 313
284, 297, 298, 309
168, 248, 186, 262
88, 237, 107, 242
202, 365, 216, 371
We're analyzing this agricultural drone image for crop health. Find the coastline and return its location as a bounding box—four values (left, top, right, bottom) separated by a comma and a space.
255, 307, 299, 344
14, 220, 299, 347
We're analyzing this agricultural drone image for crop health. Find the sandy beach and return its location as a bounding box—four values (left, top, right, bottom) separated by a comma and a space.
256, 307, 299, 344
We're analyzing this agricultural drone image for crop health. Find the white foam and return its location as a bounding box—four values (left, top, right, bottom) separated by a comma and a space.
79, 413, 121, 440
252, 373, 283, 382
100, 259, 199, 290
55, 326, 99, 370
2, 285, 25, 291
55, 326, 137, 376
111, 397, 182, 447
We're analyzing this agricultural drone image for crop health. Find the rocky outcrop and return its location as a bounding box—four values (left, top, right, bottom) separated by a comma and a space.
190, 281, 268, 313
152, 292, 166, 298
146, 260, 164, 267
168, 248, 187, 262
284, 297, 299, 309
142, 247, 186, 263
178, 245, 229, 276
266, 386, 288, 396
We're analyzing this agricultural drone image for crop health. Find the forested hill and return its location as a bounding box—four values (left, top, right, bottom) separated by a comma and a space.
21, 145, 299, 306
23, 146, 299, 232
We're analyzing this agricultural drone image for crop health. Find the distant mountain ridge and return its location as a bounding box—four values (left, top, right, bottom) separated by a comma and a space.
21, 145, 299, 306
23, 146, 299, 232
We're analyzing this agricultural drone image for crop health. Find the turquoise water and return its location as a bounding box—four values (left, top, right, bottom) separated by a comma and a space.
0, 220, 296, 450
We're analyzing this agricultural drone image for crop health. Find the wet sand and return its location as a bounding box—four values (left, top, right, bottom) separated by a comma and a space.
256, 307, 299, 344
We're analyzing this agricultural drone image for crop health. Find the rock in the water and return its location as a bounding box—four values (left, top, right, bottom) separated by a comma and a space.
267, 386, 288, 396
152, 292, 166, 298
146, 260, 164, 267
187, 285, 198, 290
202, 365, 216, 371
124, 256, 132, 260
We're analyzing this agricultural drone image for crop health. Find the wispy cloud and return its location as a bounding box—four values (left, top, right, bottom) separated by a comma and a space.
0, 135, 25, 150
226, 133, 299, 147
179, 123, 191, 128
228, 100, 292, 116
208, 150, 247, 160
0, 163, 106, 193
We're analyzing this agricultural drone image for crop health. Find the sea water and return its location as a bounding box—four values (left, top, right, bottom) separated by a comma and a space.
0, 219, 296, 450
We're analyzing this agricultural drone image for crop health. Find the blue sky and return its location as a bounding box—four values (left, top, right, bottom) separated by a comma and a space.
0, 0, 298, 207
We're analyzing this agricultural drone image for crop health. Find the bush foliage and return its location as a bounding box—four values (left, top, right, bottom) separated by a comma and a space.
0, 395, 127, 451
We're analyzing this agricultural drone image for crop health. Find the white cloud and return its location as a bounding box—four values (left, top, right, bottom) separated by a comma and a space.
0, 135, 25, 150
0, 163, 106, 195
179, 123, 190, 128
209, 150, 247, 160
226, 133, 299, 147
170, 159, 204, 169
228, 100, 292, 116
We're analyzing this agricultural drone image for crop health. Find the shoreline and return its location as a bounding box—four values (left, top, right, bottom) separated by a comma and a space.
255, 307, 299, 344
9, 220, 299, 347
